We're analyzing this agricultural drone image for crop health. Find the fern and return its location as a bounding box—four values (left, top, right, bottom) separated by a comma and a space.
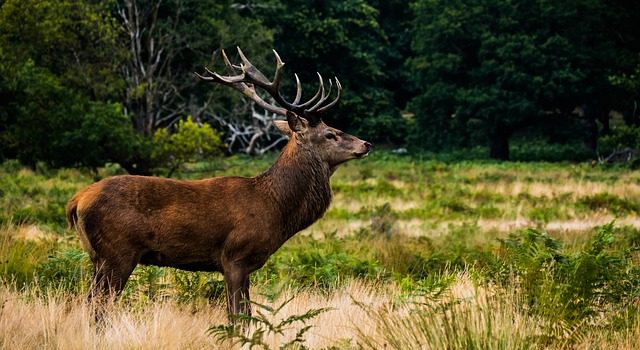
209, 295, 332, 350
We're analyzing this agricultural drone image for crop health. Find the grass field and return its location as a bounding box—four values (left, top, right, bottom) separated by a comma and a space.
2, 153, 640, 349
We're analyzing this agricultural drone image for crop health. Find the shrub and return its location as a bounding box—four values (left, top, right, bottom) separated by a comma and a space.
598, 126, 640, 155
509, 140, 594, 162
152, 117, 225, 177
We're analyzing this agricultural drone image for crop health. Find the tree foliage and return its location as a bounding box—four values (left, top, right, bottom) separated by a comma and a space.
408, 0, 640, 159
257, 0, 404, 143
1, 0, 640, 168
0, 0, 132, 168
0, 0, 272, 173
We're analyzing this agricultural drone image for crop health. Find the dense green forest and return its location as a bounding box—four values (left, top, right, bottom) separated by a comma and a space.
1, 0, 640, 173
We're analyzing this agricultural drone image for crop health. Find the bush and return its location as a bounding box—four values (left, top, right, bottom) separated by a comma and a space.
152, 117, 225, 177
509, 140, 594, 162
56, 102, 144, 170
598, 126, 640, 155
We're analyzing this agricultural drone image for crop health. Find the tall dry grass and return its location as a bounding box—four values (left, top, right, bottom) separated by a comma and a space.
0, 281, 392, 349
2, 275, 639, 349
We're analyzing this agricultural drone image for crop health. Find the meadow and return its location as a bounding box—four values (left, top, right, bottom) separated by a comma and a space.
2, 153, 640, 349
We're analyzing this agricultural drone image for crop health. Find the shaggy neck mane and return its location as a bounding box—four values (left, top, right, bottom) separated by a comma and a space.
255, 138, 332, 239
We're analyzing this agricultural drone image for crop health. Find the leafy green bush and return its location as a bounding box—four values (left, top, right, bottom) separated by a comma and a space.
598, 126, 640, 155
152, 117, 225, 177
509, 140, 594, 162
56, 102, 144, 170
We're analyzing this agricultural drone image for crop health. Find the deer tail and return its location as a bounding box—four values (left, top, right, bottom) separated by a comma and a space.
65, 194, 80, 230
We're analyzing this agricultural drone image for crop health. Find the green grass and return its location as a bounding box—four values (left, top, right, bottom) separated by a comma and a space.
2, 153, 640, 348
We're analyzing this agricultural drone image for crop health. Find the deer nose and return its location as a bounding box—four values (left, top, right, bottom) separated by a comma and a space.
364, 141, 373, 149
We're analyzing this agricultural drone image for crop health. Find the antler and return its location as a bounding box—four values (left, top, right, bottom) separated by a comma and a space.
195, 47, 341, 123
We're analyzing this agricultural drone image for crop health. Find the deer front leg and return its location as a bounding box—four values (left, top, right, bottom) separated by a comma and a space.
223, 266, 251, 324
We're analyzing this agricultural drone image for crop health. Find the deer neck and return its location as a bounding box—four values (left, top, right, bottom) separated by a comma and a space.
257, 142, 332, 239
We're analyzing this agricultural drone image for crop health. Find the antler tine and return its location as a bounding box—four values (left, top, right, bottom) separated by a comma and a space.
292, 73, 303, 105
271, 50, 285, 89
197, 47, 342, 119
237, 47, 271, 86
195, 50, 287, 116
194, 69, 214, 81
315, 77, 342, 114
295, 73, 324, 110
307, 78, 334, 112
237, 48, 295, 110
221, 49, 239, 74
195, 67, 238, 84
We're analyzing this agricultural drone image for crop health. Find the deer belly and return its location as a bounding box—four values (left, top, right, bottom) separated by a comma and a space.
139, 250, 222, 272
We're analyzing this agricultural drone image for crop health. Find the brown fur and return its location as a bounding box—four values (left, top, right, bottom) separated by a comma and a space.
66, 116, 371, 319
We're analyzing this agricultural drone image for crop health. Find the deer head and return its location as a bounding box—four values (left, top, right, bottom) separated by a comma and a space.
195, 47, 372, 169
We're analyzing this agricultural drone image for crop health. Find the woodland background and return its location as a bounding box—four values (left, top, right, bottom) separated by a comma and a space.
2, 0, 640, 173
4, 1, 640, 349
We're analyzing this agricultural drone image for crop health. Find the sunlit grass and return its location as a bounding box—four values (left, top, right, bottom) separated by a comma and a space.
2, 154, 640, 348
2, 273, 639, 349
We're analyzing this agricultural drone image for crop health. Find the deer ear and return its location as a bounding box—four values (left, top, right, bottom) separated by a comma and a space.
273, 119, 292, 136
286, 111, 308, 132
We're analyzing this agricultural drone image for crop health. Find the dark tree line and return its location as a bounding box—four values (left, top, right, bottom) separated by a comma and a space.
409, 0, 640, 160
1, 0, 639, 172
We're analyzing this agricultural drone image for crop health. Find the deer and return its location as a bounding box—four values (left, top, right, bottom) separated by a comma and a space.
65, 47, 372, 321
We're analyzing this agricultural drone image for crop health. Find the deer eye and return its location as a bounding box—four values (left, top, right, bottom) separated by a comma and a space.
325, 133, 337, 141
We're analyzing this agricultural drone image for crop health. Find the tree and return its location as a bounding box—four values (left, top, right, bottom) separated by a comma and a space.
114, 0, 275, 173
408, 0, 638, 159
369, 0, 415, 110
256, 0, 404, 143
0, 0, 135, 169
0, 0, 275, 172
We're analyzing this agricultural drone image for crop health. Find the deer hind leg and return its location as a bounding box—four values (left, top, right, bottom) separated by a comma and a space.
89, 256, 137, 299
87, 255, 138, 326
223, 267, 251, 324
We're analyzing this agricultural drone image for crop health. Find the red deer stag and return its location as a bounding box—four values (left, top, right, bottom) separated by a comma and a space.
66, 47, 372, 320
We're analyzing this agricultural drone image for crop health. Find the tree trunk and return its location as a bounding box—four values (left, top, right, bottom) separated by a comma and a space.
489, 127, 510, 160
586, 111, 599, 151
598, 111, 610, 135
